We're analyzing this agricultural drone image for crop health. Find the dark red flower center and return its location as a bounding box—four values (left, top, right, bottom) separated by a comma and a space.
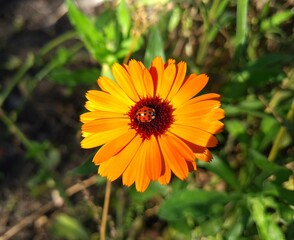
128, 96, 174, 140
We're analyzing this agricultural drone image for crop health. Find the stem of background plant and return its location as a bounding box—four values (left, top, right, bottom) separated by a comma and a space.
196, 32, 209, 66
234, 0, 248, 60
0, 107, 47, 163
0, 54, 34, 107
0, 108, 32, 149
39, 31, 78, 56
268, 101, 294, 162
123, 35, 139, 64
100, 180, 112, 240
196, 0, 224, 66
196, 4, 209, 66
236, 0, 248, 46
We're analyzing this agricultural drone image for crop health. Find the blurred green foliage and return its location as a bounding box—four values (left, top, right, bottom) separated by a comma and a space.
0, 0, 293, 239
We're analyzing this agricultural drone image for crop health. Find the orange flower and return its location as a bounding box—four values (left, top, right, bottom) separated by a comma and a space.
80, 57, 224, 192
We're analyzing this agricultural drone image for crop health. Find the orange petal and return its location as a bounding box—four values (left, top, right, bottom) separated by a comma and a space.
81, 127, 128, 149
85, 90, 129, 113
166, 132, 195, 161
98, 136, 142, 181
174, 120, 224, 134
122, 152, 138, 187
149, 57, 164, 96
187, 93, 221, 103
128, 60, 146, 97
184, 140, 213, 162
122, 139, 149, 189
92, 130, 137, 165
80, 111, 127, 124
187, 161, 197, 171
145, 135, 162, 180
195, 149, 213, 162
158, 135, 189, 180
97, 76, 134, 106
172, 74, 209, 108
135, 140, 151, 192
112, 63, 139, 102
82, 118, 129, 133
167, 61, 187, 100
143, 68, 154, 97
174, 100, 221, 116
158, 160, 171, 185
169, 124, 218, 147
157, 63, 176, 99
165, 58, 175, 67
84, 101, 98, 111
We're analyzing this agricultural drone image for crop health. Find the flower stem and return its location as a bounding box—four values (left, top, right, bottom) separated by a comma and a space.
100, 180, 112, 240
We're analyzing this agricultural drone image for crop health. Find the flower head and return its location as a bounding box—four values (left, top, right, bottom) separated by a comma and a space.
80, 57, 224, 192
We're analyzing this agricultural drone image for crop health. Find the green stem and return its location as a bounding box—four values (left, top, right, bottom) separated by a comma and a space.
196, 4, 209, 65
196, 33, 209, 65
236, 0, 248, 48
0, 32, 78, 108
0, 108, 32, 149
39, 31, 78, 56
35, 43, 83, 82
196, 0, 228, 65
0, 54, 34, 107
268, 101, 294, 161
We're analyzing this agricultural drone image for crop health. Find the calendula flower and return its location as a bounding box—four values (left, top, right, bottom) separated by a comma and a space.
80, 57, 224, 192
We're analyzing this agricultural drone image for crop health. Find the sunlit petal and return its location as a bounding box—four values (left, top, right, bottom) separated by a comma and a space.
112, 63, 139, 101
158, 134, 189, 180
98, 76, 134, 105
167, 61, 187, 100
172, 74, 209, 108
81, 127, 128, 149
93, 130, 137, 165
98, 136, 142, 181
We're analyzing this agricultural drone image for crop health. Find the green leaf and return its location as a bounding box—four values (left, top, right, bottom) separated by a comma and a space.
198, 155, 240, 190
70, 153, 97, 176
158, 189, 230, 222
259, 116, 279, 150
197, 218, 223, 236
66, 0, 108, 62
250, 149, 292, 184
225, 120, 246, 137
221, 81, 247, 100
261, 10, 294, 32
225, 205, 248, 240
263, 182, 294, 205
243, 54, 293, 87
117, 0, 131, 38
49, 48, 73, 68
50, 213, 89, 240
129, 181, 167, 203
49, 68, 100, 87
144, 26, 165, 68
247, 196, 285, 240
168, 6, 181, 32
223, 104, 269, 118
